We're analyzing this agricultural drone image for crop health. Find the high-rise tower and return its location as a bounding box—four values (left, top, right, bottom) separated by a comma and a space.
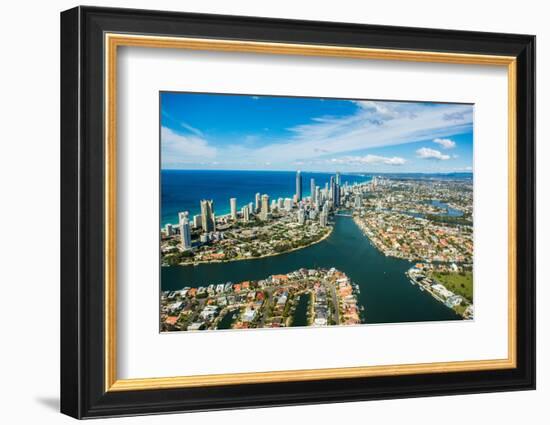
180, 217, 192, 250
296, 170, 302, 201
260, 194, 270, 221
200, 200, 215, 232
230, 197, 237, 220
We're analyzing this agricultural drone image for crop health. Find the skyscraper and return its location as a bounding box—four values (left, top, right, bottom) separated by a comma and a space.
335, 171, 341, 186
310, 178, 316, 204
330, 175, 340, 207
178, 211, 189, 223
165, 223, 173, 236
297, 209, 305, 225
296, 170, 302, 201
315, 186, 320, 208
284, 198, 293, 212
200, 200, 215, 232
193, 214, 202, 229
180, 217, 192, 250
255, 193, 261, 213
230, 197, 237, 220
242, 205, 250, 222
354, 194, 362, 209
319, 211, 328, 227
260, 194, 270, 221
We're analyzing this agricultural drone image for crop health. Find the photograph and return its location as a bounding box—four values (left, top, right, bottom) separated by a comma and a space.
57, 4, 536, 419
159, 92, 475, 332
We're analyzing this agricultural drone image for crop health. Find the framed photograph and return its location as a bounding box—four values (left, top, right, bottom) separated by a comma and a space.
60, 6, 535, 419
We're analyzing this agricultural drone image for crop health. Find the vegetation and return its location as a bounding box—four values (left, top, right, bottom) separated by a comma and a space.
431, 271, 473, 303
425, 214, 473, 226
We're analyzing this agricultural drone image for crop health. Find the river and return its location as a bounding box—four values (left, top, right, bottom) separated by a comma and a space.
161, 215, 459, 324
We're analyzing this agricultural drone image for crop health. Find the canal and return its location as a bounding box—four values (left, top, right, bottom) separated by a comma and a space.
291, 293, 311, 327
161, 215, 460, 324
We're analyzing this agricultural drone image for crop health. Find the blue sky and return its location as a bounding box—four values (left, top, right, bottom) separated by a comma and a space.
160, 92, 473, 173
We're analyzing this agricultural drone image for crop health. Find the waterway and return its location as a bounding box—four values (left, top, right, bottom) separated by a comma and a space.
217, 308, 238, 330
291, 293, 311, 327
162, 215, 460, 324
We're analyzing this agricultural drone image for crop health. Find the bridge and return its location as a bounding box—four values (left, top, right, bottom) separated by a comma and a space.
334, 213, 352, 217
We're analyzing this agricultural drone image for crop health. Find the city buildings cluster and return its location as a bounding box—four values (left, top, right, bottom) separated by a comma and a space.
161, 171, 366, 266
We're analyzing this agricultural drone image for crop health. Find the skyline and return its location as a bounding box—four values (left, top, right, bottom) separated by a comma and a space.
161, 92, 474, 173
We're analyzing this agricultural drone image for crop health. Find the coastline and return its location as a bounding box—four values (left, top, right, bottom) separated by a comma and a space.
351, 216, 403, 259
171, 224, 334, 267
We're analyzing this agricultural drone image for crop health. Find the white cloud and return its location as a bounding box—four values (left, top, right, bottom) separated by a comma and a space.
161, 127, 217, 166
433, 138, 456, 149
416, 147, 450, 161
331, 154, 406, 166
243, 101, 472, 165
163, 100, 472, 171
180, 121, 203, 137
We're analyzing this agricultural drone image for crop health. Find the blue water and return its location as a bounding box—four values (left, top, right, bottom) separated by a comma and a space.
162, 215, 460, 323
429, 200, 463, 217
161, 170, 371, 227
160, 169, 465, 324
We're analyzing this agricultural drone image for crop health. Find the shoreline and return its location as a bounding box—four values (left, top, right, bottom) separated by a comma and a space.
406, 269, 472, 320
170, 225, 334, 268
352, 215, 466, 263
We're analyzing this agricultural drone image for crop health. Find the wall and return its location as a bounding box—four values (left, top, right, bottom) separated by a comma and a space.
0, 0, 545, 423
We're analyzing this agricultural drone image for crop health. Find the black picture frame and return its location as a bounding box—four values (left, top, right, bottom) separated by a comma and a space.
60, 5, 535, 419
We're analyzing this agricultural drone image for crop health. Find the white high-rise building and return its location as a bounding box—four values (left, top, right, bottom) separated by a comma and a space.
180, 217, 192, 250
230, 197, 237, 220
284, 198, 293, 212
354, 195, 362, 209
178, 211, 189, 223
200, 200, 215, 232
260, 194, 270, 221
319, 211, 328, 227
297, 209, 305, 225
310, 178, 316, 204
193, 214, 202, 229
242, 205, 250, 222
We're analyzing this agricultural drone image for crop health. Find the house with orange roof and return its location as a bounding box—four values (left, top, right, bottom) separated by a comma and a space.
165, 316, 178, 326
272, 274, 289, 284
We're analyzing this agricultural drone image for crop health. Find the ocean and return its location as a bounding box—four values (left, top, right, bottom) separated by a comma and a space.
161, 169, 371, 227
